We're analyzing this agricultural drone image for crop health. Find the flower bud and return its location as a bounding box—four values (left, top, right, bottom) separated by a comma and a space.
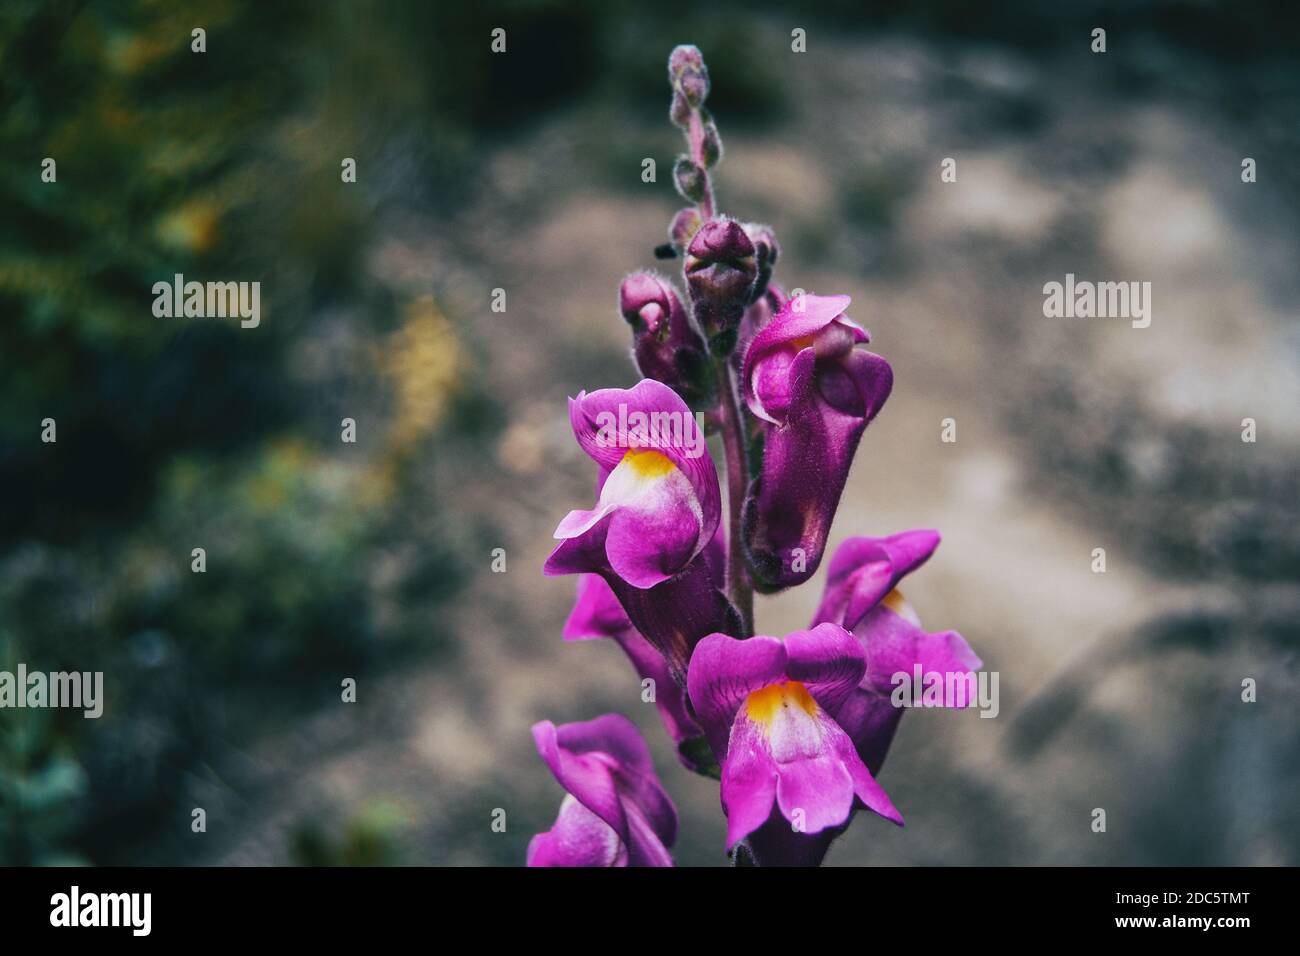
673, 156, 707, 204
670, 90, 691, 128
668, 45, 709, 107
669, 207, 702, 254
668, 45, 704, 80
619, 271, 716, 410
743, 223, 780, 303
684, 219, 757, 350
700, 120, 723, 169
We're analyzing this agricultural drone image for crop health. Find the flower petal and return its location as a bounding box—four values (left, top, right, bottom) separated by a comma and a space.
527, 794, 629, 867
813, 529, 942, 629
832, 605, 982, 775
532, 714, 678, 866
719, 711, 780, 847
742, 347, 892, 590
686, 633, 788, 758
742, 293, 854, 424
563, 574, 632, 642
856, 605, 982, 698
783, 622, 867, 715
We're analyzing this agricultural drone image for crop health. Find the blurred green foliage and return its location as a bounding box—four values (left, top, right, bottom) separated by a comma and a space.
290, 800, 411, 867
0, 0, 476, 864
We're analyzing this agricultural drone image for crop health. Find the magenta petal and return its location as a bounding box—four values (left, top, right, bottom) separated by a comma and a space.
857, 605, 982, 698
742, 346, 893, 590
772, 728, 856, 834
833, 720, 904, 826
531, 714, 677, 867
602, 476, 705, 587
829, 692, 904, 777
527, 795, 629, 867
813, 529, 942, 629
533, 720, 626, 834
563, 574, 632, 642
569, 379, 719, 540
720, 713, 780, 847
833, 606, 982, 776
686, 633, 787, 758
551, 379, 721, 589
742, 293, 854, 423
689, 626, 893, 848
783, 622, 867, 715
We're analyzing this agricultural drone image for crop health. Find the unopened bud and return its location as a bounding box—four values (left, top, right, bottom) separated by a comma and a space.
700, 117, 722, 168
668, 45, 704, 79
669, 207, 702, 254
670, 90, 691, 128
674, 157, 707, 203
668, 45, 709, 108
684, 219, 757, 348
619, 271, 716, 410
743, 223, 780, 302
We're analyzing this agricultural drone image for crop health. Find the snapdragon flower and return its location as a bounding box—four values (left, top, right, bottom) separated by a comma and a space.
741, 294, 893, 591
530, 43, 974, 868
528, 714, 678, 867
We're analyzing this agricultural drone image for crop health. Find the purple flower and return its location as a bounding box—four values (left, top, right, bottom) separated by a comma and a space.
564, 572, 708, 770
618, 271, 714, 411
547, 378, 718, 589
685, 624, 903, 851
528, 714, 678, 867
812, 531, 982, 774
545, 378, 739, 678
740, 293, 893, 591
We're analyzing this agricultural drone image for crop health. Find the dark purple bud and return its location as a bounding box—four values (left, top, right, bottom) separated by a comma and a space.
684, 219, 757, 350
743, 223, 780, 302
700, 117, 722, 168
619, 271, 716, 410
669, 207, 702, 253
673, 156, 707, 204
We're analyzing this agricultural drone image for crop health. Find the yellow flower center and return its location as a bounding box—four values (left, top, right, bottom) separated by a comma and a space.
622, 448, 676, 478
881, 587, 922, 626
745, 681, 819, 725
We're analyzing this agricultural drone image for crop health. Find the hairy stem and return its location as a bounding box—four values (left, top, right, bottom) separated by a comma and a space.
716, 361, 753, 635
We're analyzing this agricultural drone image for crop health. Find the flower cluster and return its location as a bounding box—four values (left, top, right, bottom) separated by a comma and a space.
529, 45, 980, 867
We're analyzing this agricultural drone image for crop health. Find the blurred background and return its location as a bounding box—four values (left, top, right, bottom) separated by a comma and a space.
1, 0, 1297, 866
